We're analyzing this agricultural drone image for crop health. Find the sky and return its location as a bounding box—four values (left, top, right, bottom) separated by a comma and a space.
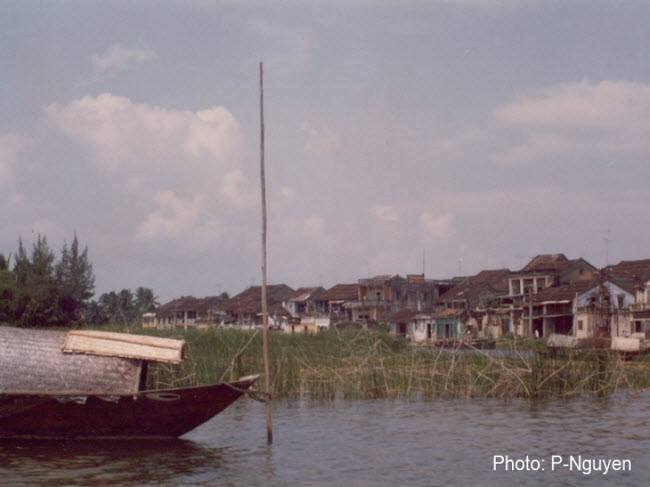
2, 0, 650, 303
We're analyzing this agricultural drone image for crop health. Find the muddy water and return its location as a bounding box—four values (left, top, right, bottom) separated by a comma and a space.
2, 392, 649, 486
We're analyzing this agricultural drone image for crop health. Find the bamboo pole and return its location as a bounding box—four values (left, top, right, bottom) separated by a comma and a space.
259, 61, 273, 445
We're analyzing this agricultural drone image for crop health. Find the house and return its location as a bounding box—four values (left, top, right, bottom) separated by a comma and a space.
141, 312, 156, 328
504, 254, 598, 337
313, 284, 359, 322
438, 269, 510, 310
432, 307, 471, 340
213, 284, 295, 328
283, 287, 325, 316
604, 259, 650, 338
154, 295, 227, 329
631, 277, 650, 338
351, 274, 455, 323
434, 269, 510, 338
389, 307, 476, 342
287, 316, 331, 334
522, 279, 635, 339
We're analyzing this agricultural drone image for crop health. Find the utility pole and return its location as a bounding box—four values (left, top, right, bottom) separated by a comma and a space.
259, 61, 272, 445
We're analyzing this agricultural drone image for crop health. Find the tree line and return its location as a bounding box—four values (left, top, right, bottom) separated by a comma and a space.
0, 235, 158, 327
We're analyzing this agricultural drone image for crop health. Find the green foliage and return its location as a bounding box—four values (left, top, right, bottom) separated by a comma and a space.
0, 254, 17, 321
13, 236, 60, 326
91, 287, 157, 327
56, 235, 95, 324
3, 234, 156, 328
118, 327, 649, 400
3, 234, 96, 327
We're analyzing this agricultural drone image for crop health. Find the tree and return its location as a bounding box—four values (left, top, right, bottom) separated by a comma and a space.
134, 287, 158, 315
13, 236, 59, 326
0, 253, 17, 322
56, 234, 95, 324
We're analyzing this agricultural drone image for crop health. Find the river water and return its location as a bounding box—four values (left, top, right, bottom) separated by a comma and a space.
2, 391, 649, 486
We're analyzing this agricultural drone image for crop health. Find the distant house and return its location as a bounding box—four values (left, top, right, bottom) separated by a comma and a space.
154, 295, 227, 329
313, 284, 359, 321
508, 254, 597, 298
604, 259, 650, 338
438, 269, 510, 310
504, 254, 598, 337
389, 307, 475, 342
351, 274, 455, 323
522, 279, 635, 339
631, 276, 650, 337
213, 284, 295, 328
283, 287, 325, 317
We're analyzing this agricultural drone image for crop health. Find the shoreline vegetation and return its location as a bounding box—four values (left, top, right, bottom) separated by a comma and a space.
3, 322, 647, 400
128, 326, 649, 400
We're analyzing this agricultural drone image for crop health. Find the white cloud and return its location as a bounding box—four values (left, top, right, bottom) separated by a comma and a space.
495, 80, 650, 128
134, 190, 222, 252
301, 121, 339, 156
220, 170, 256, 209
420, 211, 455, 240
135, 190, 204, 240
493, 80, 650, 163
0, 133, 27, 187
45, 94, 244, 171
371, 205, 399, 222
92, 41, 157, 75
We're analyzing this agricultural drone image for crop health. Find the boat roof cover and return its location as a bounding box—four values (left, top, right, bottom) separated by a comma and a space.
0, 327, 143, 396
62, 330, 185, 364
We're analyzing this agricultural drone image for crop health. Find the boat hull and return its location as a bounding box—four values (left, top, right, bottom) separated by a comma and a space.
0, 376, 258, 440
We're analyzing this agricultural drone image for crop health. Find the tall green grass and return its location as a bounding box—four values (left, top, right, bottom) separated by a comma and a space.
116, 325, 650, 400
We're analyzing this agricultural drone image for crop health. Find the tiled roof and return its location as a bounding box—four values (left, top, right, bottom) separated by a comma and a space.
287, 287, 325, 302
389, 309, 418, 323
521, 254, 568, 272
215, 284, 295, 314
315, 284, 359, 301
156, 295, 226, 318
438, 269, 509, 302
530, 280, 598, 303
432, 308, 466, 319
604, 259, 650, 280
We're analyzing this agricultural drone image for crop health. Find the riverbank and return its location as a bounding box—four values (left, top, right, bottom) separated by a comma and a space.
130, 326, 649, 400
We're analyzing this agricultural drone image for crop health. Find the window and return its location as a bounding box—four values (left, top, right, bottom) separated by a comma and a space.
577, 320, 584, 331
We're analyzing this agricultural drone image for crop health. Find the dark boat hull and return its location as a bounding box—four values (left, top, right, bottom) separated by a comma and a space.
0, 376, 258, 440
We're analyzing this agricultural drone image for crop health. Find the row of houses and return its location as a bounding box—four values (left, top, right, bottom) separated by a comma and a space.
145, 254, 650, 344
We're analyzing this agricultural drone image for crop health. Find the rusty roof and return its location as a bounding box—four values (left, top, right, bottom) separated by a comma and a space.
215, 284, 295, 314
432, 308, 466, 319
438, 269, 510, 302
287, 287, 325, 302
604, 259, 650, 280
315, 284, 359, 301
529, 280, 598, 303
155, 295, 226, 318
521, 254, 569, 271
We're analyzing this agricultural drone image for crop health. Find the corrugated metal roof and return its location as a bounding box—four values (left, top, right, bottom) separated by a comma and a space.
1, 327, 142, 395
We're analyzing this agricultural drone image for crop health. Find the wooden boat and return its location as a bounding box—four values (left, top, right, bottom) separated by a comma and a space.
0, 326, 259, 440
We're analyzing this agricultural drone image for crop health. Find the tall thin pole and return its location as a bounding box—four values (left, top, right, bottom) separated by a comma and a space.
259, 61, 273, 445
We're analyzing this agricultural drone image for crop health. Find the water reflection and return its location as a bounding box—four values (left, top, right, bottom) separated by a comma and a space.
0, 439, 228, 487
1, 393, 649, 486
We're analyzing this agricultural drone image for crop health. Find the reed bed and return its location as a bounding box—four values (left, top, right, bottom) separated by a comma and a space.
126, 326, 650, 400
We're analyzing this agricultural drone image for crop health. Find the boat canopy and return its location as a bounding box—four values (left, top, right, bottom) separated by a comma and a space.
0, 327, 184, 396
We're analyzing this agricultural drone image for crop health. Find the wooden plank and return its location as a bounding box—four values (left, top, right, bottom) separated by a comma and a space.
63, 330, 185, 364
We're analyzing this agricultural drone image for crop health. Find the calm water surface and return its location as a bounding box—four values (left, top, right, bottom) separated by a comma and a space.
2, 391, 649, 486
